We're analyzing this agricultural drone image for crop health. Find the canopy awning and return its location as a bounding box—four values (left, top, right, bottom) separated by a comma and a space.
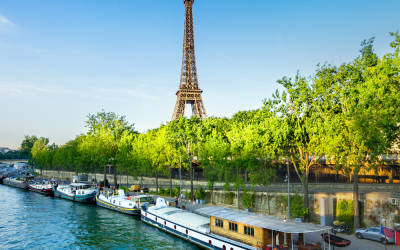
195, 206, 331, 234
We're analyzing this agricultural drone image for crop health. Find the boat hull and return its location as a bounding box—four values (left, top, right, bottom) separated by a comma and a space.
54, 189, 96, 203
96, 195, 140, 215
141, 209, 253, 250
321, 233, 351, 247
28, 185, 54, 195
3, 179, 28, 189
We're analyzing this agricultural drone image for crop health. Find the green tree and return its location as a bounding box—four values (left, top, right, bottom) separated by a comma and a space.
316, 33, 400, 229
83, 110, 136, 186
20, 135, 38, 165
167, 116, 202, 200
31, 137, 49, 174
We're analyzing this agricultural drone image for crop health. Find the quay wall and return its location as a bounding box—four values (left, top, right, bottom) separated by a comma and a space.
38, 169, 400, 228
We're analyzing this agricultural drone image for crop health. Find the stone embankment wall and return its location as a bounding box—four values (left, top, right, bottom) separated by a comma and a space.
39, 170, 400, 228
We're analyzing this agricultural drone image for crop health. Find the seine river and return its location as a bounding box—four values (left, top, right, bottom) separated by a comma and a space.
0, 185, 199, 250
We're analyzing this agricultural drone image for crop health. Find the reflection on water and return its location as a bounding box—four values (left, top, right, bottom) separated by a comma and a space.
0, 185, 199, 249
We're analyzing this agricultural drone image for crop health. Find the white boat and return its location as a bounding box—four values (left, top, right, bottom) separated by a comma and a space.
96, 189, 154, 215
28, 180, 58, 194
54, 183, 99, 203
14, 162, 29, 170
141, 198, 253, 250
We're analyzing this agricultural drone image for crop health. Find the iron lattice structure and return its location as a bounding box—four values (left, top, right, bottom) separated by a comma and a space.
171, 0, 207, 121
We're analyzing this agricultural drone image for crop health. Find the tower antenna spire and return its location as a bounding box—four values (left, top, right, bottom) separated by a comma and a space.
171, 0, 207, 120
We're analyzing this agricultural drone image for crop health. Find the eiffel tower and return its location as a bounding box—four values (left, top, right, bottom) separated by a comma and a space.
171, 0, 207, 121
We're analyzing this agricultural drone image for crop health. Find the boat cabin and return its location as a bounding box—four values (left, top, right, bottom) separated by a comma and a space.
196, 207, 331, 249
69, 183, 97, 194
130, 195, 153, 207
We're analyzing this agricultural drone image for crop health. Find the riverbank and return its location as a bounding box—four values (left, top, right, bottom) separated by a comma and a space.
37, 169, 400, 228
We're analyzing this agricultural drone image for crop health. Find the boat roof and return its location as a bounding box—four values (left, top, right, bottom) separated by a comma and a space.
195, 206, 331, 234
152, 207, 209, 229
70, 183, 93, 187
132, 195, 153, 198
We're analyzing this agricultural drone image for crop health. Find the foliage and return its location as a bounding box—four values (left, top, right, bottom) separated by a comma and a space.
241, 189, 255, 209
195, 185, 206, 200
119, 185, 128, 194
225, 191, 235, 205
284, 191, 308, 219
173, 187, 181, 198
337, 199, 354, 229
20, 135, 38, 164
184, 190, 191, 198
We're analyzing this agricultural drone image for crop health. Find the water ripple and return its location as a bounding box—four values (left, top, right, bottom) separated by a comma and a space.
0, 185, 199, 250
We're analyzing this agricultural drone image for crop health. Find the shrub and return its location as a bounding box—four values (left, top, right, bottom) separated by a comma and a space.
119, 185, 128, 194
241, 189, 255, 209
159, 187, 165, 195
195, 186, 206, 200
337, 199, 354, 229
173, 187, 181, 197
225, 191, 235, 205
284, 191, 308, 219
166, 188, 171, 196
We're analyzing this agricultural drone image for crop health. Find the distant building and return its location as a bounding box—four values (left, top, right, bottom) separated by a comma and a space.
0, 147, 10, 154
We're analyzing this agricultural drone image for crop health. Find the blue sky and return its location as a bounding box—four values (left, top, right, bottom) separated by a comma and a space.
0, 0, 399, 149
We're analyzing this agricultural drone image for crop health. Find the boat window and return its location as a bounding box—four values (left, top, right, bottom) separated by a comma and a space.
119, 201, 121, 205
129, 203, 132, 206
216, 219, 223, 228
113, 200, 115, 204
244, 226, 254, 236
229, 222, 238, 232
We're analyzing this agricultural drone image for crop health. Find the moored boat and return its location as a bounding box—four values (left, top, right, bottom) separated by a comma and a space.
54, 183, 98, 203
321, 233, 351, 247
3, 175, 34, 189
142, 198, 253, 250
96, 189, 153, 215
28, 180, 58, 195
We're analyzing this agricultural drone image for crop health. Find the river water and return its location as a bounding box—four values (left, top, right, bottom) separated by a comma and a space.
0, 185, 200, 250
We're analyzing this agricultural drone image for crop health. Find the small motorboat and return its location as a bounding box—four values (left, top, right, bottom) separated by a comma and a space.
321, 233, 351, 248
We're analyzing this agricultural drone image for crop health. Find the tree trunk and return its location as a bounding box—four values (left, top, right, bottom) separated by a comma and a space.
266, 186, 270, 215
190, 159, 194, 201
169, 169, 172, 197
237, 166, 240, 209
353, 169, 360, 230
113, 166, 117, 187
237, 188, 240, 209
211, 187, 213, 204
303, 166, 309, 221
104, 165, 107, 185
156, 171, 159, 194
